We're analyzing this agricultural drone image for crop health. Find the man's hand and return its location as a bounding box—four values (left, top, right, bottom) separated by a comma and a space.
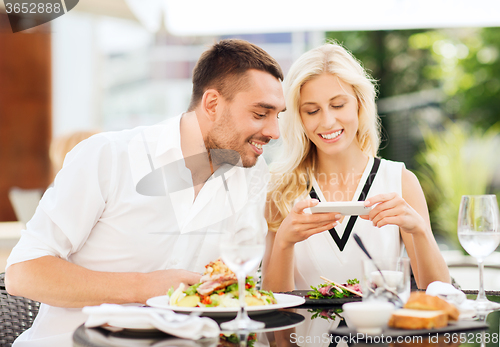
141, 269, 201, 302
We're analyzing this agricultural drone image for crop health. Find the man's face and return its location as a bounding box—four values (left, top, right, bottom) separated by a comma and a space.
206, 69, 286, 168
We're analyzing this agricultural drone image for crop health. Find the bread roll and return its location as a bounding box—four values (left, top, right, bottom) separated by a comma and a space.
389, 309, 448, 330
404, 292, 460, 321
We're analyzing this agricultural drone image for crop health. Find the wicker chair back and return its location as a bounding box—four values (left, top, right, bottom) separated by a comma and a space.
0, 273, 40, 347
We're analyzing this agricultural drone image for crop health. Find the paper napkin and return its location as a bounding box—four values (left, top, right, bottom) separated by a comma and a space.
426, 281, 476, 318
83, 304, 220, 340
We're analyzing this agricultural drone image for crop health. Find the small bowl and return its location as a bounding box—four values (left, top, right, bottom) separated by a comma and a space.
342, 301, 395, 335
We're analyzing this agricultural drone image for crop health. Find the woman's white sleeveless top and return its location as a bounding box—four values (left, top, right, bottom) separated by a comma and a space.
293, 157, 405, 289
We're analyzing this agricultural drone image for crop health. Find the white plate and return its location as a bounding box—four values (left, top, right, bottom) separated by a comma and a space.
103, 320, 156, 331
146, 293, 305, 317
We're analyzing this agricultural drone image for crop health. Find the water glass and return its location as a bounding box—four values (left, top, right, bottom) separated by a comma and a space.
361, 257, 411, 304
219, 225, 266, 331
458, 194, 500, 311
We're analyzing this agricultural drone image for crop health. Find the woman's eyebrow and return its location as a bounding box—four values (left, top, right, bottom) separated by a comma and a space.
301, 95, 347, 107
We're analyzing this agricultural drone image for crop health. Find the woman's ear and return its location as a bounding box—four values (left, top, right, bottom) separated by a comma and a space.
201, 89, 220, 122
355, 94, 361, 113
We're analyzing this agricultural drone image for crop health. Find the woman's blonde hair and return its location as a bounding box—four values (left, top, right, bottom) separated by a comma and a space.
267, 41, 380, 232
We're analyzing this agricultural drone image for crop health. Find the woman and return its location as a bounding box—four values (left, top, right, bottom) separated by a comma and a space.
262, 42, 450, 292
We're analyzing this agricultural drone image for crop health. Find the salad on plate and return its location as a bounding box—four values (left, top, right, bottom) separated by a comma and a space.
218, 333, 256, 347
308, 307, 345, 321
307, 279, 362, 299
168, 259, 276, 308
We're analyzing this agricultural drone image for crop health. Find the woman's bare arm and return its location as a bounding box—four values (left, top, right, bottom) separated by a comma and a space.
362, 168, 450, 288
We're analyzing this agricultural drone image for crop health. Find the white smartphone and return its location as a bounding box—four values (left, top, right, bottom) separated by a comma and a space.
309, 202, 372, 216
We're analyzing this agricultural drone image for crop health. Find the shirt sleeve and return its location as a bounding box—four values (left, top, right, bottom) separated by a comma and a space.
6, 133, 116, 268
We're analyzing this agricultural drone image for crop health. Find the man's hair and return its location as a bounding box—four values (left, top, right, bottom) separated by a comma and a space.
188, 39, 284, 111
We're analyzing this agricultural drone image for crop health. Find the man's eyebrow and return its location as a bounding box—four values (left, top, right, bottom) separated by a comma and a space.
252, 102, 286, 113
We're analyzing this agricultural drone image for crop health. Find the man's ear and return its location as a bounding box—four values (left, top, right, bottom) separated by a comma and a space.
201, 89, 220, 122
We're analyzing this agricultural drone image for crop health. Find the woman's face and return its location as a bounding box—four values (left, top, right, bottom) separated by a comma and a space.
299, 73, 359, 157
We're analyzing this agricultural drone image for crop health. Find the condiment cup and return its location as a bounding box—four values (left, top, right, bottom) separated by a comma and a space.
342, 301, 395, 335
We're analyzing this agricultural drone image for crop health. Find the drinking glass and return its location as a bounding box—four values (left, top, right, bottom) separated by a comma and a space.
220, 225, 266, 330
361, 257, 411, 305
458, 195, 500, 311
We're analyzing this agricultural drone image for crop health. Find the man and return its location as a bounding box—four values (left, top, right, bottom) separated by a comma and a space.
5, 39, 286, 346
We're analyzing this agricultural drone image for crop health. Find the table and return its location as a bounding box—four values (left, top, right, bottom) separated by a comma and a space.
73, 295, 500, 347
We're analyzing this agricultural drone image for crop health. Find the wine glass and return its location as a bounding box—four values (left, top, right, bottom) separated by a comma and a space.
219, 224, 266, 331
458, 195, 500, 311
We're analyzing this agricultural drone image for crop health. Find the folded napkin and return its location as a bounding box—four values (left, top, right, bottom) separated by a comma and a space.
83, 304, 220, 340
426, 281, 476, 318
84, 324, 218, 347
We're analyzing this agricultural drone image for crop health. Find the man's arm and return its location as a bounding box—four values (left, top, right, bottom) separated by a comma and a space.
5, 255, 201, 308
6, 132, 203, 308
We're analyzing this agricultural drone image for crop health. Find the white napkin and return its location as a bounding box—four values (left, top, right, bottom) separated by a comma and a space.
84, 326, 218, 347
426, 281, 476, 318
83, 304, 220, 340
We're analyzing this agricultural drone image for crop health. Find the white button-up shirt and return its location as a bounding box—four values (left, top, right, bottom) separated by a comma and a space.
7, 114, 269, 346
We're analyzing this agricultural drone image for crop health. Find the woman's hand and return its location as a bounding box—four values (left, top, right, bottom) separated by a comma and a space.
264, 199, 341, 291
275, 199, 341, 248
360, 193, 426, 235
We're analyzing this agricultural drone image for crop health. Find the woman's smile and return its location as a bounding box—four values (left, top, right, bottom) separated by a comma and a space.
318, 129, 343, 141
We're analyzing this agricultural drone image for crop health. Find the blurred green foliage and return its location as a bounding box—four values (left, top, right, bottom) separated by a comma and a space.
326, 28, 500, 246
326, 28, 500, 128
326, 30, 438, 99
415, 121, 500, 247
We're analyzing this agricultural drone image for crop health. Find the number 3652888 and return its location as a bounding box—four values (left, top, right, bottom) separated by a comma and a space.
5, 2, 62, 14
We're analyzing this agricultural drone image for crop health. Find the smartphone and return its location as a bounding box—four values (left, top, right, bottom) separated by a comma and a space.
309, 202, 372, 216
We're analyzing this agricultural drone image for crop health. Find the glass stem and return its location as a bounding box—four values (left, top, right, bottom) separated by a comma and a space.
477, 259, 487, 302
238, 331, 250, 347
237, 271, 249, 321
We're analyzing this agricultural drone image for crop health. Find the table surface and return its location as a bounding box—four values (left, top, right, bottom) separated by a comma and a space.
73, 294, 500, 347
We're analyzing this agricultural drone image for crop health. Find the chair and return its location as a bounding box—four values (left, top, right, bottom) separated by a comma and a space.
0, 273, 40, 347
8, 187, 43, 226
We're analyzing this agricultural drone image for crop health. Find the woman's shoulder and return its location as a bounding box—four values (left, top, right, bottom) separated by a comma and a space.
378, 158, 417, 178
378, 157, 406, 170
371, 157, 406, 193
376, 157, 422, 192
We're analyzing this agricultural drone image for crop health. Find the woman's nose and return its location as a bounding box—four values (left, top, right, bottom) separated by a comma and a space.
321, 110, 336, 129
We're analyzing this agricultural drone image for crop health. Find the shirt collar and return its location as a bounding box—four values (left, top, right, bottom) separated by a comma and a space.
155, 114, 183, 160
133, 113, 246, 198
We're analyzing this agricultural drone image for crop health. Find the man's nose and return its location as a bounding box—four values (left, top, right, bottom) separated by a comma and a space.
262, 116, 280, 140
